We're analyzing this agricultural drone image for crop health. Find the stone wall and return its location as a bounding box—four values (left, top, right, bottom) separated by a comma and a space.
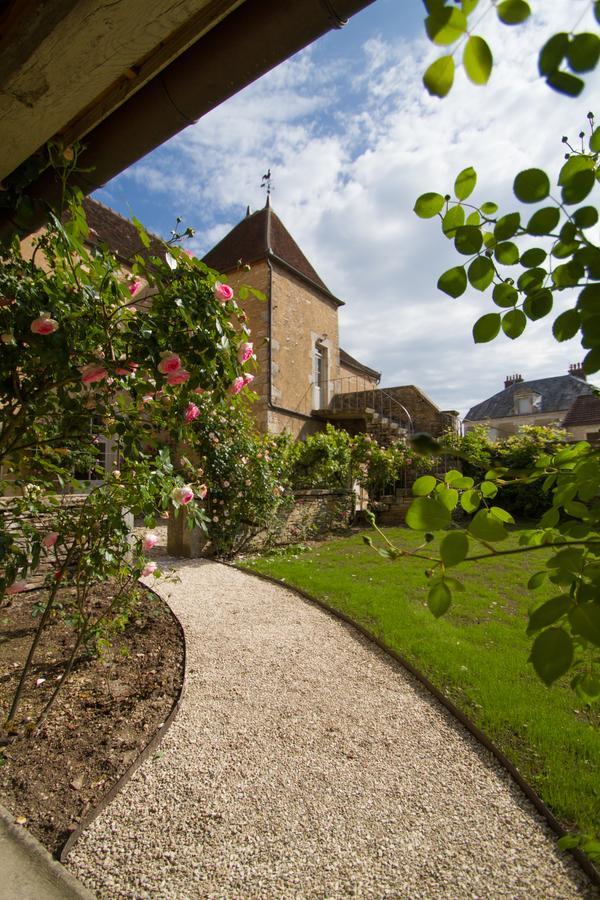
380, 385, 458, 436
271, 263, 341, 417
167, 489, 355, 558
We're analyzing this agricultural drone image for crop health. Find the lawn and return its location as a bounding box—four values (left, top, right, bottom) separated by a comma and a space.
243, 527, 599, 840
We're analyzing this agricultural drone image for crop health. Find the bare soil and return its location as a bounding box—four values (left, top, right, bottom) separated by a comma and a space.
0, 581, 183, 856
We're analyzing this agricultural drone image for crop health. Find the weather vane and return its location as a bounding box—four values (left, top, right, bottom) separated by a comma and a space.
261, 168, 273, 200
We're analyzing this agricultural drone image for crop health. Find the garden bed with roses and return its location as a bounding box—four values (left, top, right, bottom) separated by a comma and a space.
0, 577, 183, 856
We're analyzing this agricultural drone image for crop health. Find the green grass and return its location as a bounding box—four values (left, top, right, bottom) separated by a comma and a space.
243, 528, 599, 838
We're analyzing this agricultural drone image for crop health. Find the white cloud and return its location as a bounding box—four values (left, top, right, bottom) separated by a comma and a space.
113, 1, 599, 418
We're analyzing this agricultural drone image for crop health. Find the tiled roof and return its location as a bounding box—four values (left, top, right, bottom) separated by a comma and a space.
562, 393, 600, 428
80, 198, 167, 262
203, 204, 339, 301
339, 348, 380, 381
465, 375, 594, 421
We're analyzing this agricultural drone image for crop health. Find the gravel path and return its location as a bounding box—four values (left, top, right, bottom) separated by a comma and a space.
68, 559, 596, 899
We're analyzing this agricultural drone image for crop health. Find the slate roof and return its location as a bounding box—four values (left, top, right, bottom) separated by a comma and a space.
562, 393, 600, 428
339, 348, 381, 381
80, 198, 167, 262
465, 375, 594, 421
202, 204, 343, 306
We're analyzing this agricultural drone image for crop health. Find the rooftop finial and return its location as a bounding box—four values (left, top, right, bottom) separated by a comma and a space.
261, 168, 272, 207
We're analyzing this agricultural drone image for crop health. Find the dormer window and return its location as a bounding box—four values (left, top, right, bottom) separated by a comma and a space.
514, 388, 541, 416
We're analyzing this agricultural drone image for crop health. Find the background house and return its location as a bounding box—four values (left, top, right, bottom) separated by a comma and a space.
464, 366, 597, 440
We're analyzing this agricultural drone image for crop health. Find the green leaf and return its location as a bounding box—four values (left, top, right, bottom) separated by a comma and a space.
463, 36, 493, 85
557, 834, 582, 852
520, 248, 547, 268
454, 166, 477, 200
566, 33, 600, 73
561, 169, 595, 205
442, 204, 466, 237
461, 0, 480, 13
492, 282, 518, 308
558, 154, 595, 186
490, 506, 515, 524
527, 595, 571, 635
414, 192, 445, 218
523, 289, 553, 321
573, 206, 598, 229
480, 480, 498, 498
513, 169, 550, 203
497, 0, 530, 24
468, 509, 508, 542
538, 33, 569, 76
494, 212, 520, 240
480, 201, 498, 215
423, 55, 455, 97
437, 266, 468, 298
529, 627, 574, 685
584, 348, 600, 374
466, 211, 480, 227
527, 571, 546, 590
451, 476, 475, 490
436, 486, 459, 511
546, 70, 584, 97
494, 241, 519, 265
444, 469, 463, 485
425, 7, 468, 45
502, 309, 526, 339
591, 127, 600, 153
455, 225, 483, 255
552, 309, 580, 342
527, 206, 560, 236
412, 474, 437, 496
428, 581, 452, 617
405, 497, 451, 531
569, 603, 600, 646
440, 531, 469, 567
467, 256, 495, 291
517, 267, 546, 293
461, 489, 481, 514
473, 313, 501, 343
547, 547, 584, 574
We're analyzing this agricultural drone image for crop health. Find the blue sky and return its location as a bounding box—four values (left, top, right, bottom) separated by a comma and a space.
95, 0, 599, 418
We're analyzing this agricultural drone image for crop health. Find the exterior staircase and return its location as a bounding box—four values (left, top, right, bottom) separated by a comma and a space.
313, 376, 413, 448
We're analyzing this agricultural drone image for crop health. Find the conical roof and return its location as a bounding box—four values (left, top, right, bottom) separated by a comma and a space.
203, 204, 340, 302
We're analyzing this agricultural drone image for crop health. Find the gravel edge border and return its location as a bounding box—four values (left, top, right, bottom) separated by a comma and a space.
232, 561, 600, 889
59, 581, 187, 862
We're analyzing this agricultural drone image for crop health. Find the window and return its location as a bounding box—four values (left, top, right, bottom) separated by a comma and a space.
516, 396, 532, 415
312, 341, 327, 409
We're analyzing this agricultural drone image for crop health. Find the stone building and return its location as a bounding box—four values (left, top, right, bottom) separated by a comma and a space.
202, 200, 457, 442
463, 366, 596, 439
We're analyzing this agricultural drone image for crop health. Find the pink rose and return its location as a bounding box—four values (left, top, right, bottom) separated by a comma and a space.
42, 532, 59, 549
142, 532, 159, 551
141, 561, 157, 577
243, 373, 255, 387
238, 341, 253, 363
31, 315, 59, 335
128, 280, 143, 296
142, 393, 155, 403
214, 281, 234, 302
193, 387, 206, 395
184, 402, 200, 423
228, 376, 245, 395
166, 368, 190, 386
183, 249, 194, 258
158, 352, 182, 374
171, 485, 194, 505
80, 363, 108, 384
197, 484, 208, 500
6, 580, 28, 595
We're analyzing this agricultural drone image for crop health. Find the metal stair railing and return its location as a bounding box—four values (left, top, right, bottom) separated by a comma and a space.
326, 375, 413, 435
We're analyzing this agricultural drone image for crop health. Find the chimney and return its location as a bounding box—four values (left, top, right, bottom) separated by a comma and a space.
569, 362, 586, 381
504, 374, 523, 389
